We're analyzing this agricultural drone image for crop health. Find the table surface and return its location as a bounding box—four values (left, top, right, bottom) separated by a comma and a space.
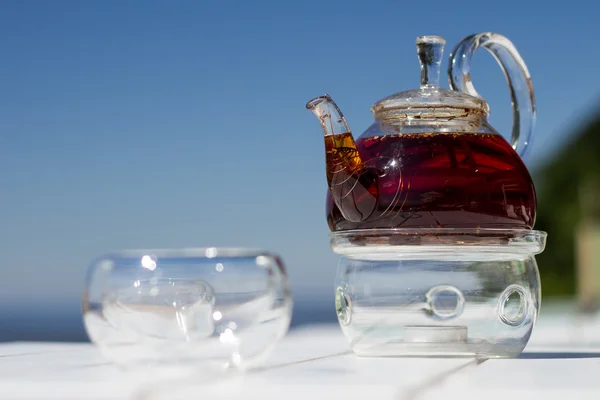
2, 308, 600, 400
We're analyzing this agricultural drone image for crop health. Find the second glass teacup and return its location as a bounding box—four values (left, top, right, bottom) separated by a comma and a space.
82, 247, 292, 373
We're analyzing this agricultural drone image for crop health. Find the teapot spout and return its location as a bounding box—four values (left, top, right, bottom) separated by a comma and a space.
306, 95, 377, 223
306, 94, 362, 173
306, 94, 354, 140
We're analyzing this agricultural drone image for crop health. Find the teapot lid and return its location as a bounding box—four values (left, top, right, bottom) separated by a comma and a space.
372, 36, 488, 120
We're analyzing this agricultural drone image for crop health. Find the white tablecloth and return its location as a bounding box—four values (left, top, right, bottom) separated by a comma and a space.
1, 311, 600, 400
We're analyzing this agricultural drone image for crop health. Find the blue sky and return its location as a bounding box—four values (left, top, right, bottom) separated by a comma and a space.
0, 0, 598, 308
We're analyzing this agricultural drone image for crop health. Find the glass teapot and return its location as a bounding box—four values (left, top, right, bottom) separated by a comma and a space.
307, 33, 537, 232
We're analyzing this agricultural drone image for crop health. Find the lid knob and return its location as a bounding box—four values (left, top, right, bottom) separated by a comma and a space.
416, 36, 446, 88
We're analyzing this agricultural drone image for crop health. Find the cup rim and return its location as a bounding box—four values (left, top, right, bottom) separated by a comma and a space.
97, 247, 279, 260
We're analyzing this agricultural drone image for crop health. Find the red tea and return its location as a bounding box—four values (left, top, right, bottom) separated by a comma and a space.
325, 132, 536, 231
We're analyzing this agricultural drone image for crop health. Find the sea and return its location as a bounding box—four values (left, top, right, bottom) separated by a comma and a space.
0, 299, 337, 342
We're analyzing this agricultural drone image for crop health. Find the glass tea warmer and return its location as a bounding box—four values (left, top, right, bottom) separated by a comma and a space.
307, 33, 547, 358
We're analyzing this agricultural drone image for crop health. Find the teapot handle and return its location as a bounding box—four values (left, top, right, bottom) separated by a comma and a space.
448, 33, 535, 159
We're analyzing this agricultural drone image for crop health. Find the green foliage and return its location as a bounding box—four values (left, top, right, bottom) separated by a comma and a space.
534, 110, 600, 296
